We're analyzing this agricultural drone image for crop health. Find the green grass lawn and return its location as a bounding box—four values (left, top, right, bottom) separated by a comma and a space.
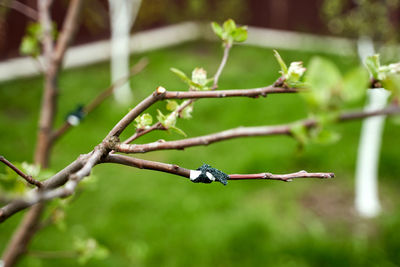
1, 42, 400, 266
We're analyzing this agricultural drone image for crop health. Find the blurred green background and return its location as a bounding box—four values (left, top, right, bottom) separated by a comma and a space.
1, 42, 400, 266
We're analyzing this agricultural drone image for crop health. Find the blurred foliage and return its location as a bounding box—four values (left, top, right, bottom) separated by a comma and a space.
322, 0, 400, 43
135, 0, 250, 29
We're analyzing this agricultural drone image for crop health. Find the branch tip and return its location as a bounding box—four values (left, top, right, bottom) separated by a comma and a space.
155, 86, 166, 95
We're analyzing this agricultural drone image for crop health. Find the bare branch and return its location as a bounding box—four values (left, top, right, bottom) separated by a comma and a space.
28, 250, 77, 259
105, 88, 167, 139
1, 204, 45, 266
229, 171, 334, 181
103, 154, 190, 178
0, 0, 38, 20
163, 86, 299, 99
53, 0, 83, 67
0, 156, 43, 188
113, 105, 400, 154
35, 0, 55, 167
38, 0, 53, 70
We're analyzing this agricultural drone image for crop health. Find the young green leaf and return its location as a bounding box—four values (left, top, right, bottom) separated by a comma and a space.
141, 113, 152, 125
311, 128, 341, 144
20, 36, 40, 57
21, 162, 41, 178
342, 67, 369, 102
223, 19, 236, 34
170, 68, 191, 83
191, 67, 207, 86
156, 109, 166, 125
74, 237, 109, 265
232, 26, 248, 42
211, 22, 223, 39
382, 73, 400, 97
27, 23, 42, 37
286, 61, 306, 87
169, 126, 187, 137
0, 164, 28, 195
273, 50, 288, 75
290, 123, 309, 146
134, 113, 153, 129
163, 114, 177, 128
365, 54, 381, 80
304, 57, 342, 110
166, 100, 179, 111
181, 104, 193, 119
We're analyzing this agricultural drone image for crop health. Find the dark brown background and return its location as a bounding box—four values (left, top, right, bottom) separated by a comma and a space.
0, 0, 356, 60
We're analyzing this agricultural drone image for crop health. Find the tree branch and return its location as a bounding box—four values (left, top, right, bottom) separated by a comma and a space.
28, 250, 76, 259
106, 85, 299, 140
0, 156, 43, 188
163, 86, 299, 99
35, 0, 56, 167
229, 171, 334, 181
112, 105, 400, 154
0, 0, 38, 20
123, 122, 164, 144
53, 0, 83, 67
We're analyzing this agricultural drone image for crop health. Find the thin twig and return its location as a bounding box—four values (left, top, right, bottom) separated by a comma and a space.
0, 0, 38, 20
28, 250, 77, 259
123, 122, 164, 144
162, 87, 299, 99
229, 171, 334, 181
103, 154, 191, 178
212, 43, 231, 89
0, 156, 43, 188
53, 0, 83, 67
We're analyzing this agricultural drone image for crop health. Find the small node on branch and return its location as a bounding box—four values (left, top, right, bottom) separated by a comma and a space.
104, 136, 120, 152
273, 77, 286, 88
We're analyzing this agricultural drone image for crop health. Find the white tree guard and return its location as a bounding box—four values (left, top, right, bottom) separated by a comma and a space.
355, 89, 390, 217
108, 0, 141, 104
355, 37, 390, 218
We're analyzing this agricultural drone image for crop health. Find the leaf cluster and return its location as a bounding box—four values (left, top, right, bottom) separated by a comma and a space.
211, 19, 248, 46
